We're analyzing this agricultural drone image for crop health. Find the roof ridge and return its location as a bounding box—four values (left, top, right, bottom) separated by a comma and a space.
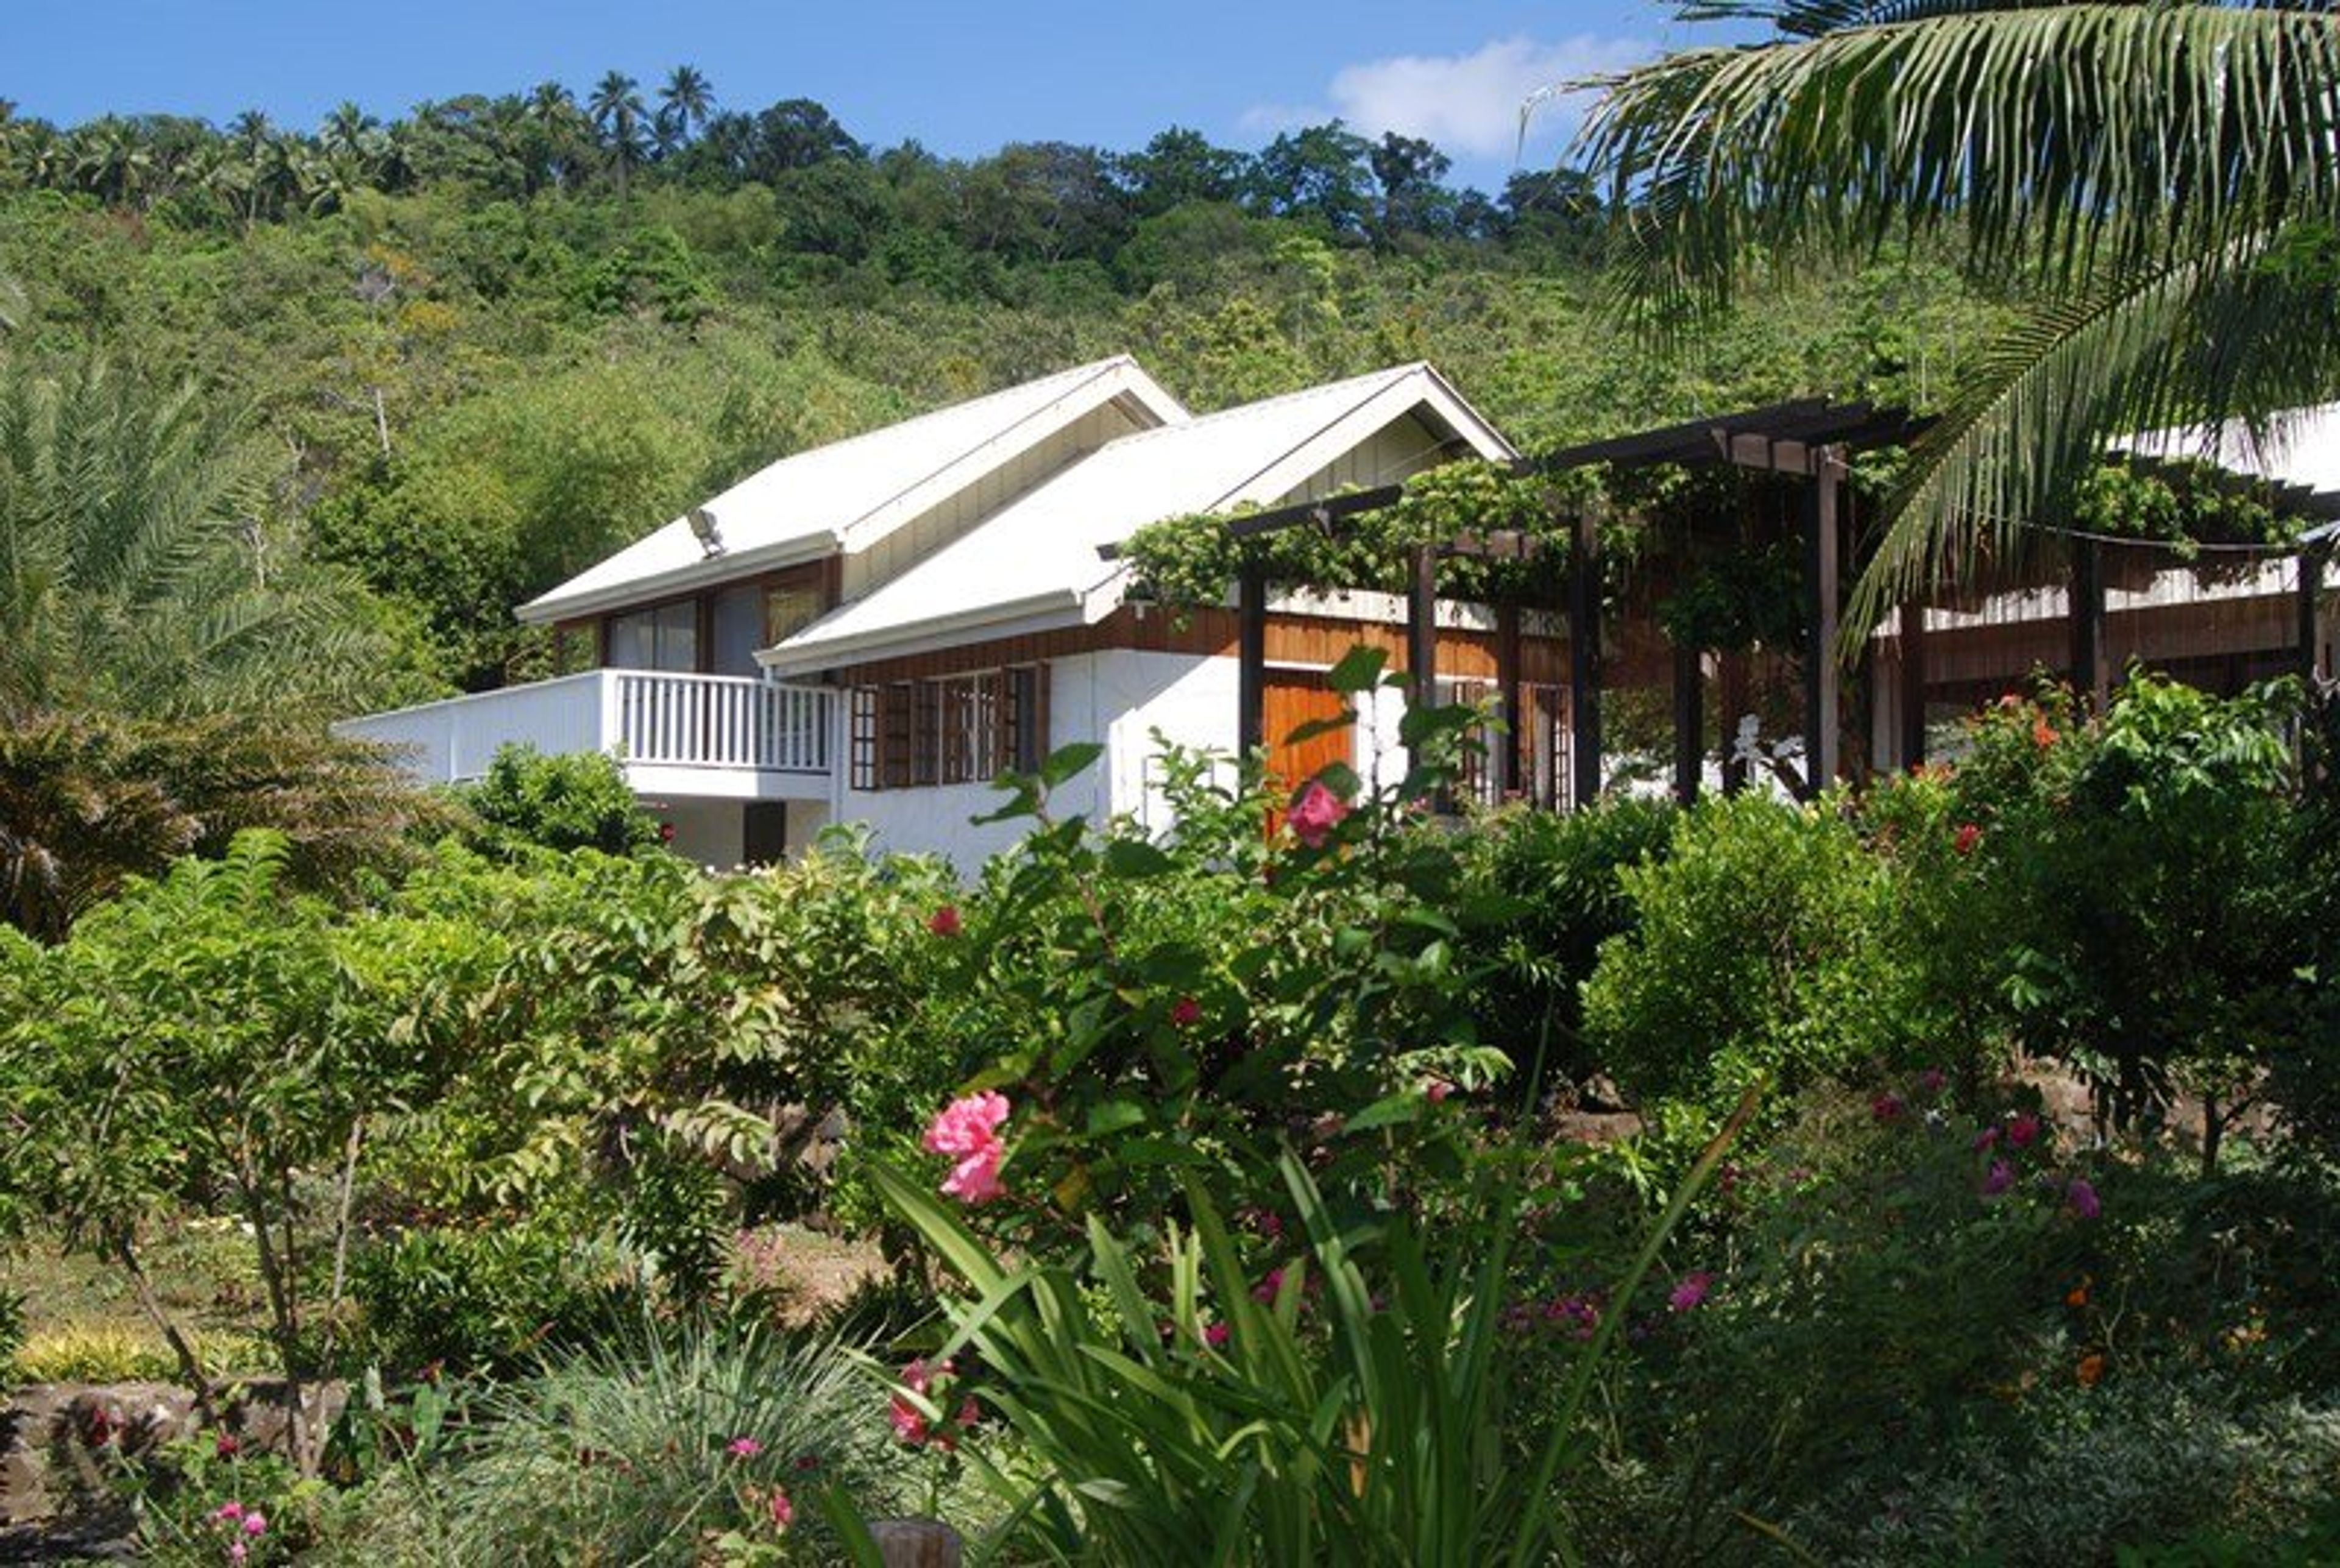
1094, 364, 1422, 452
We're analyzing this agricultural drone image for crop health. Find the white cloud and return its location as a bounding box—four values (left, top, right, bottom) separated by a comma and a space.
1255, 34, 1654, 163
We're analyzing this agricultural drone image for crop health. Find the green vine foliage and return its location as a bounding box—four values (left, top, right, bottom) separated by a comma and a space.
1120, 460, 1614, 615
2072, 459, 2299, 560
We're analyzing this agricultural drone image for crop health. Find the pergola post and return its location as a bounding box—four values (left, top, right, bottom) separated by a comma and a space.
1672, 640, 1703, 805
1406, 544, 1439, 777
1801, 450, 1844, 796
1568, 510, 1603, 809
1495, 598, 1523, 798
1718, 650, 1750, 795
1896, 600, 1928, 770
2302, 539, 2330, 682
1236, 560, 1266, 757
2070, 535, 2108, 711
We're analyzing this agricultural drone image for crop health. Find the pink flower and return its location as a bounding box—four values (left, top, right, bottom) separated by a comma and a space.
887, 1394, 927, 1445
927, 904, 962, 937
726, 1436, 764, 1458
1286, 780, 1349, 848
1983, 1160, 2013, 1196
213, 1433, 239, 1458
1203, 1322, 1231, 1349
1424, 1077, 1455, 1104
768, 1488, 795, 1532
1973, 1126, 2001, 1151
1667, 1271, 1714, 1313
925, 1092, 1010, 1157
955, 1397, 980, 1430
1169, 996, 1202, 1029
230, 1545, 247, 1566
242, 1512, 267, 1537
1253, 1266, 1286, 1305
1954, 823, 1982, 856
2008, 1112, 2041, 1149
213, 1502, 245, 1522
940, 1141, 1006, 1204
926, 1091, 1011, 1205
1871, 1092, 1906, 1123
2066, 1178, 2101, 1220
1916, 1068, 1946, 1098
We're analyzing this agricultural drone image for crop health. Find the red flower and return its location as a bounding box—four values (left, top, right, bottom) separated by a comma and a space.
2007, 1112, 2041, 1149
927, 904, 962, 938
658, 821, 676, 843
1954, 822, 1982, 856
1168, 996, 1201, 1029
1286, 780, 1349, 849
2032, 717, 2059, 748
1871, 1091, 1906, 1123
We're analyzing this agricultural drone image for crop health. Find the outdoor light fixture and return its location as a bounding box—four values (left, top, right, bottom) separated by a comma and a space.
688, 505, 725, 558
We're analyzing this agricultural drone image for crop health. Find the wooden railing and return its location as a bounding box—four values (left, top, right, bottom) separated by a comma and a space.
339, 670, 835, 782
611, 671, 832, 773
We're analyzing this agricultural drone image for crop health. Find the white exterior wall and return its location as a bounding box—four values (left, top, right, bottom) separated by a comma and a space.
659, 797, 745, 871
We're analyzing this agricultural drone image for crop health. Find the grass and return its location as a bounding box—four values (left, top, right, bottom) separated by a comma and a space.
1, 1215, 275, 1385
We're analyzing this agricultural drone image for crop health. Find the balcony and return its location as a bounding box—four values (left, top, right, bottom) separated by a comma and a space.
339, 670, 838, 802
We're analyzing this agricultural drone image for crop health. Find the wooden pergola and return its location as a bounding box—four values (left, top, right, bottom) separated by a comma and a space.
1110, 400, 2340, 807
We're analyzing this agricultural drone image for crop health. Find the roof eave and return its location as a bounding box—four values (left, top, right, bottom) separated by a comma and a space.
756, 587, 1087, 676
517, 530, 846, 625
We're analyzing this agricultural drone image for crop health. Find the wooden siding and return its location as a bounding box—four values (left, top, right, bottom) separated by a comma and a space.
833, 605, 1573, 688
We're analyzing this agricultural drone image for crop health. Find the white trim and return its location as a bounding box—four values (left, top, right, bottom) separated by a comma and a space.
517, 533, 842, 625
756, 589, 1087, 676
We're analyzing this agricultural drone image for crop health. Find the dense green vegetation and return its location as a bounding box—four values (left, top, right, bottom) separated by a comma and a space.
0, 71, 2010, 691
4, 31, 2339, 1567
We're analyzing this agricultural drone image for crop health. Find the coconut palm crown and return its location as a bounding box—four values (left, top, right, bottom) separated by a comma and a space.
1580, 1, 2340, 628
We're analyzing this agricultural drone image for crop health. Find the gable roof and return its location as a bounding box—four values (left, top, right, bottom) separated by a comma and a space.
759, 362, 1516, 674
518, 355, 1188, 623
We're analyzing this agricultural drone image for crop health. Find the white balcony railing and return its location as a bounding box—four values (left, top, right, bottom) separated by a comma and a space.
338, 669, 835, 790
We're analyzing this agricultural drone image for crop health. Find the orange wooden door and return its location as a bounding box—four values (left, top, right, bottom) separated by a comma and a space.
1263, 673, 1353, 792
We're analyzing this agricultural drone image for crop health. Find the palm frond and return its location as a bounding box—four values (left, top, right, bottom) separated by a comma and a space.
1584, 4, 2340, 321
1849, 223, 2340, 631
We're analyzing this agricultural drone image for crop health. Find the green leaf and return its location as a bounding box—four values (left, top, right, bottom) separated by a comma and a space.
1327, 645, 1389, 697
1343, 1093, 1424, 1133
1085, 1099, 1149, 1137
1102, 840, 1177, 879
1041, 742, 1107, 789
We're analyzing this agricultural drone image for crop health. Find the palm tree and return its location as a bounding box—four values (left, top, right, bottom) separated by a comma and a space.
1581, 1, 2340, 628
71, 117, 153, 207
319, 101, 378, 162
588, 69, 650, 194
0, 358, 388, 720
656, 65, 715, 155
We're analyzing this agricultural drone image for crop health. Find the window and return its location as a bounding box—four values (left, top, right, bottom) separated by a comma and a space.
765, 583, 823, 645
849, 663, 1049, 791
607, 600, 698, 672
710, 584, 765, 676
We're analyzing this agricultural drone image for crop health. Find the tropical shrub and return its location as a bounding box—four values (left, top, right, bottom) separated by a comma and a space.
343, 1224, 636, 1380
1948, 678, 2315, 1148
1447, 795, 1676, 1095
453, 742, 664, 858
891, 651, 1515, 1246
1581, 791, 1927, 1134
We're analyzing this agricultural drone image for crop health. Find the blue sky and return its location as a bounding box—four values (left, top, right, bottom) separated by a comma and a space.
4, 1, 1741, 190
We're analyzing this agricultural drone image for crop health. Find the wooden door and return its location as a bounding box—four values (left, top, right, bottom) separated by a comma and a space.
1263, 673, 1353, 792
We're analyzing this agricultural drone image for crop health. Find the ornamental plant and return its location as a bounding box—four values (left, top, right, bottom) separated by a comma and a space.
894, 646, 1516, 1244
860, 1108, 1744, 1568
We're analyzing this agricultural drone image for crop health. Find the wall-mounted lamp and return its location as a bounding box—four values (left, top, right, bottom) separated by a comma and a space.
688, 505, 725, 558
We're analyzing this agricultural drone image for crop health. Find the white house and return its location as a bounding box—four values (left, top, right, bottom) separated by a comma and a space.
342, 356, 1551, 868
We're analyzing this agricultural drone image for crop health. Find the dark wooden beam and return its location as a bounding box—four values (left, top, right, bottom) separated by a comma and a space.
1407, 544, 1438, 776
1718, 650, 1750, 795
1568, 510, 1603, 809
1672, 639, 1703, 806
2303, 541, 2331, 682
1495, 599, 1523, 798
1237, 561, 1266, 757
1897, 600, 1928, 770
1803, 453, 1843, 795
2070, 536, 2108, 711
